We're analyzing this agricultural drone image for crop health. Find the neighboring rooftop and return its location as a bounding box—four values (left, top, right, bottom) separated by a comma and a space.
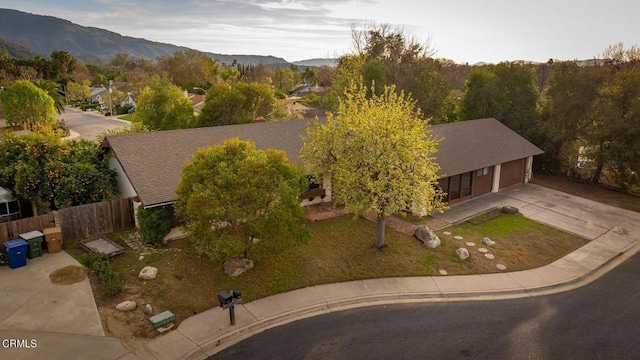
105, 117, 543, 207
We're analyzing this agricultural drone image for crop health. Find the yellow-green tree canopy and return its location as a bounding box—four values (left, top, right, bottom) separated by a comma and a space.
302, 84, 444, 248
175, 138, 310, 262
0, 80, 57, 129
133, 77, 195, 130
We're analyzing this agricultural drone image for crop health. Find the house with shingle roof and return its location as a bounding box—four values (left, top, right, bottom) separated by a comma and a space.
103, 117, 543, 213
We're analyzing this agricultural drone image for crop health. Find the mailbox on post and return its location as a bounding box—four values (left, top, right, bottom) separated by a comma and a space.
217, 291, 233, 309
218, 289, 242, 325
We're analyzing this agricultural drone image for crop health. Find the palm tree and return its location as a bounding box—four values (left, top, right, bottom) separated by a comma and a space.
32, 80, 65, 114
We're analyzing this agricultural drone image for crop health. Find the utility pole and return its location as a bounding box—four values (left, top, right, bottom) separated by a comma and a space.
108, 80, 113, 116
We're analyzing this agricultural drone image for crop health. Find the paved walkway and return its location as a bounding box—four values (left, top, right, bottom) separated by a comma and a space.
2, 184, 639, 359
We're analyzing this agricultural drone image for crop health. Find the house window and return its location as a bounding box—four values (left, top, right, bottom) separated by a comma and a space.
440, 172, 473, 202
477, 167, 490, 177
306, 175, 321, 191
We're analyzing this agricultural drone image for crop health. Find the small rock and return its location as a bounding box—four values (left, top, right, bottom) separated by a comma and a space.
501, 206, 519, 215
454, 235, 464, 240
496, 264, 507, 271
443, 231, 452, 236
138, 256, 144, 261
484, 253, 495, 260
116, 300, 137, 311
478, 247, 488, 253
482, 237, 496, 246
138, 266, 158, 280
144, 304, 153, 315
456, 247, 470, 260
414, 226, 441, 249
439, 269, 448, 275
465, 242, 476, 247
223, 258, 254, 277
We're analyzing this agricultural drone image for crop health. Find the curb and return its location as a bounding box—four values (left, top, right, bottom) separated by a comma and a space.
175, 240, 640, 360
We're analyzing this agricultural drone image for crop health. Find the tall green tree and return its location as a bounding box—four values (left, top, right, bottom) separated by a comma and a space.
157, 49, 219, 90
462, 63, 540, 138
197, 82, 285, 127
587, 65, 640, 189
175, 138, 310, 262
302, 84, 444, 248
0, 80, 57, 129
0, 133, 118, 210
133, 77, 195, 130
538, 61, 609, 172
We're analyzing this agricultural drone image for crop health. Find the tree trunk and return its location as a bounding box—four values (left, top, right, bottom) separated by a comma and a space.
592, 163, 604, 184
376, 214, 386, 249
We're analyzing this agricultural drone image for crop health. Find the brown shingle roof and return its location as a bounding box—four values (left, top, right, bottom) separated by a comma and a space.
430, 118, 544, 177
106, 117, 543, 207
106, 119, 313, 207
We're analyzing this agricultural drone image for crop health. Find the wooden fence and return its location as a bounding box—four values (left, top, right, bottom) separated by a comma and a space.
58, 198, 135, 243
0, 213, 56, 243
0, 198, 135, 245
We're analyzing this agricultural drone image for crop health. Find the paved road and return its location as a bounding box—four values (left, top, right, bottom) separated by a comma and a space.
211, 253, 640, 360
59, 107, 129, 141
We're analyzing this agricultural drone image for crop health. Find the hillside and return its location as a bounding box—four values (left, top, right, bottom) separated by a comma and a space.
292, 58, 337, 67
0, 8, 332, 67
0, 37, 42, 59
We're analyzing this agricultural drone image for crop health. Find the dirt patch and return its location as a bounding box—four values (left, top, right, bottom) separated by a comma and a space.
532, 173, 640, 213
49, 265, 88, 285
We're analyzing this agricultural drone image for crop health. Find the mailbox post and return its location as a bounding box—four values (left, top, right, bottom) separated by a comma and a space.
218, 290, 242, 325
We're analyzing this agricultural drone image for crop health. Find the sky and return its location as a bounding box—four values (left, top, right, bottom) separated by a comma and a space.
2, 0, 639, 64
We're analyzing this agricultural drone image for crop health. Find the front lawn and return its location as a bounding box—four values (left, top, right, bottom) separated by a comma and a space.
88, 212, 588, 338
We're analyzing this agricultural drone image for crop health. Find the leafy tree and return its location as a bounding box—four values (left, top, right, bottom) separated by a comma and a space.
32, 80, 65, 114
175, 138, 310, 262
328, 24, 450, 123
301, 84, 444, 248
462, 63, 540, 139
273, 67, 295, 92
0, 133, 118, 209
157, 49, 219, 90
197, 82, 285, 126
0, 80, 57, 129
133, 77, 195, 130
587, 64, 640, 189
538, 61, 609, 172
66, 80, 91, 102
50, 50, 76, 81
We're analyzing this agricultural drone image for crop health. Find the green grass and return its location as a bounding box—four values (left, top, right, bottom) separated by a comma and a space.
90, 213, 589, 338
118, 114, 134, 122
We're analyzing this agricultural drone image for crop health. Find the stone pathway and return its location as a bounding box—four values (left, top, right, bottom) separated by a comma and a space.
305, 203, 345, 221
123, 232, 182, 256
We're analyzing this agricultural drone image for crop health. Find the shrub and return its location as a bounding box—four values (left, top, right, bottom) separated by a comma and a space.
136, 206, 171, 244
83, 251, 121, 297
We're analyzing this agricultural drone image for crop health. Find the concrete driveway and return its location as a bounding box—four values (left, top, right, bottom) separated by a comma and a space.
0, 250, 104, 337
434, 183, 640, 241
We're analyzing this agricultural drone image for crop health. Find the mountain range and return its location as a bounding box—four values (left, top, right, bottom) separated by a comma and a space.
0, 8, 335, 67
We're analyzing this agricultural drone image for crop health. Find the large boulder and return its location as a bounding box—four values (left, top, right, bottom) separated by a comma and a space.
138, 266, 158, 280
456, 248, 470, 260
223, 258, 254, 277
414, 226, 441, 249
116, 300, 137, 312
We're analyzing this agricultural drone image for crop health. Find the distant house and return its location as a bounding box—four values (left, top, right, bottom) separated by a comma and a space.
89, 87, 108, 103
184, 90, 205, 114
120, 93, 136, 109
288, 84, 325, 97
103, 117, 543, 215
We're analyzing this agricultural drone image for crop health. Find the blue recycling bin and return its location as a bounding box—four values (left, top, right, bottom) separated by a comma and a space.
3, 239, 28, 269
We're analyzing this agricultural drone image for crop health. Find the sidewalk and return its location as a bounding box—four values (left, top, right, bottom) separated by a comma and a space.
3, 184, 639, 359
